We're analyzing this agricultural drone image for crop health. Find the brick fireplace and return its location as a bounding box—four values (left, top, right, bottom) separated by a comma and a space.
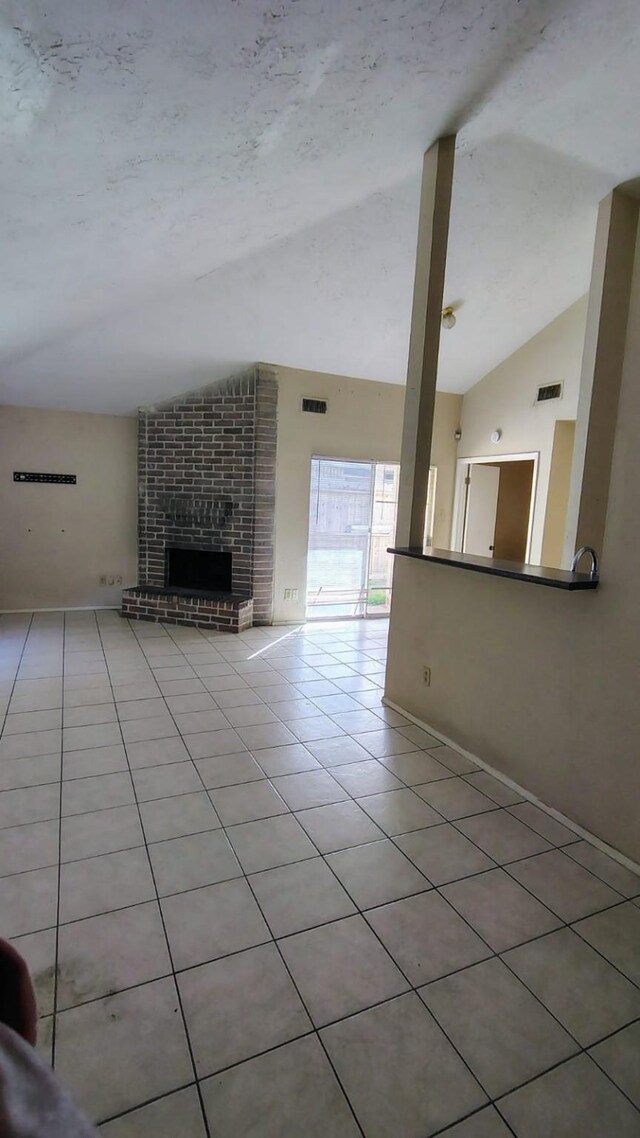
122, 365, 277, 632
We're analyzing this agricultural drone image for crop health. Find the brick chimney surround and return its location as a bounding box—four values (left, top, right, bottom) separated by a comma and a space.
122, 365, 277, 633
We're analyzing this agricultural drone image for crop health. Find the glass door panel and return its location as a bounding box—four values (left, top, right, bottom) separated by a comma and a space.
306, 459, 374, 618
366, 463, 400, 616
306, 458, 404, 620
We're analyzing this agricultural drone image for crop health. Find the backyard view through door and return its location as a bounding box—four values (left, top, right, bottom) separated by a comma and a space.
306, 458, 400, 618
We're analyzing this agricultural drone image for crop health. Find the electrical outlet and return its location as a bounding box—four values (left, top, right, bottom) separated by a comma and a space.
99, 575, 107, 586
107, 576, 115, 586
115, 575, 123, 586
422, 666, 431, 686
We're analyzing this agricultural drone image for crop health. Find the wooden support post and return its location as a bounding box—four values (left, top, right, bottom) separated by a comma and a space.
396, 136, 456, 549
564, 188, 639, 564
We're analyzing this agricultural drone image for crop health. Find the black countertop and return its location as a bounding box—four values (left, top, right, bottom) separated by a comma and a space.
388, 547, 599, 591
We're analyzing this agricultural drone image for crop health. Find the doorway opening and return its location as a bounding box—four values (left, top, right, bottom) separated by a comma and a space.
305, 458, 400, 619
453, 453, 538, 562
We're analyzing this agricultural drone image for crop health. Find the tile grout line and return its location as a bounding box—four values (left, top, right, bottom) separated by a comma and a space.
14, 868, 640, 989
131, 618, 370, 1138
155, 622, 413, 1117
94, 613, 215, 1138
38, 933, 640, 1092
384, 834, 640, 1117
148, 622, 493, 1135
288, 848, 494, 1119
306, 699, 640, 1117
5, 613, 640, 1129
382, 695, 640, 881
389, 815, 640, 1037
157, 617, 640, 1121
5, 742, 640, 986
420, 818, 640, 999
98, 1078, 200, 1129
13, 835, 640, 1078
7, 626, 640, 952
3, 738, 640, 895
0, 614, 33, 734
47, 610, 65, 1068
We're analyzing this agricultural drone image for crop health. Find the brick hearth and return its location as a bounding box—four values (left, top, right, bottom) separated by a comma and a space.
123, 365, 277, 632
121, 587, 253, 633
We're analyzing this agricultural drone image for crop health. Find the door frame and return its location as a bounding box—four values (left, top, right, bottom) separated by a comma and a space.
451, 451, 539, 563
305, 455, 401, 621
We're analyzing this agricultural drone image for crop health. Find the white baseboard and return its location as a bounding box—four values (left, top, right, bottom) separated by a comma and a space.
384, 696, 640, 878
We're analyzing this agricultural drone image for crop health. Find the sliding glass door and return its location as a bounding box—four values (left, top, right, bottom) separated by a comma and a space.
305, 458, 400, 619
367, 462, 401, 616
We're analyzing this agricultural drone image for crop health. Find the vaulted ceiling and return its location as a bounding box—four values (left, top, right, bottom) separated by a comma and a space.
2, 0, 640, 413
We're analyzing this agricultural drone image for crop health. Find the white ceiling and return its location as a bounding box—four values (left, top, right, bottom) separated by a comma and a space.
2, 0, 640, 414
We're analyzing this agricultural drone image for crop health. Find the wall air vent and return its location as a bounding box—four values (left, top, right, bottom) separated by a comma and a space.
535, 382, 563, 404
301, 397, 328, 414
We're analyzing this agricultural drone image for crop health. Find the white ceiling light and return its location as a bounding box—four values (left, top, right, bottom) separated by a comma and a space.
441, 306, 457, 330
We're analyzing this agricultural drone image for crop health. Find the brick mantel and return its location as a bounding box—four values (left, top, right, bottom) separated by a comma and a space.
125, 365, 277, 630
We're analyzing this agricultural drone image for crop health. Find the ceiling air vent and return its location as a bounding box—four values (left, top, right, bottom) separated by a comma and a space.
301, 397, 328, 415
536, 382, 563, 404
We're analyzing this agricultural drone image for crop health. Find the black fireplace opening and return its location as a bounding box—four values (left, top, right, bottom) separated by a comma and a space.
166, 547, 232, 595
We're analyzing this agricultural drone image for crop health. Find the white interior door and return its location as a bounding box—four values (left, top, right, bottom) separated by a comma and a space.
463, 464, 500, 557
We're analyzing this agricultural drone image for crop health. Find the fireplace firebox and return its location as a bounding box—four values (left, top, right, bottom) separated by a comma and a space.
166, 547, 232, 595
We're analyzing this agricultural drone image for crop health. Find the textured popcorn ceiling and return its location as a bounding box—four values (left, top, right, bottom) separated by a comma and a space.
2, 0, 640, 412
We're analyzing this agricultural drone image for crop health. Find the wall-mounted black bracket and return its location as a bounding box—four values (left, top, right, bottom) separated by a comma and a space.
13, 472, 77, 485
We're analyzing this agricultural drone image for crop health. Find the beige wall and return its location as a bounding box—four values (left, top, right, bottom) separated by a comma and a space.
430, 390, 463, 547
270, 364, 459, 623
541, 420, 576, 568
0, 405, 138, 610
457, 298, 587, 564
386, 227, 640, 863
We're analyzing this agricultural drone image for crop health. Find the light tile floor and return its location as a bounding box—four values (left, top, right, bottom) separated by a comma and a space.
1, 609, 639, 1136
